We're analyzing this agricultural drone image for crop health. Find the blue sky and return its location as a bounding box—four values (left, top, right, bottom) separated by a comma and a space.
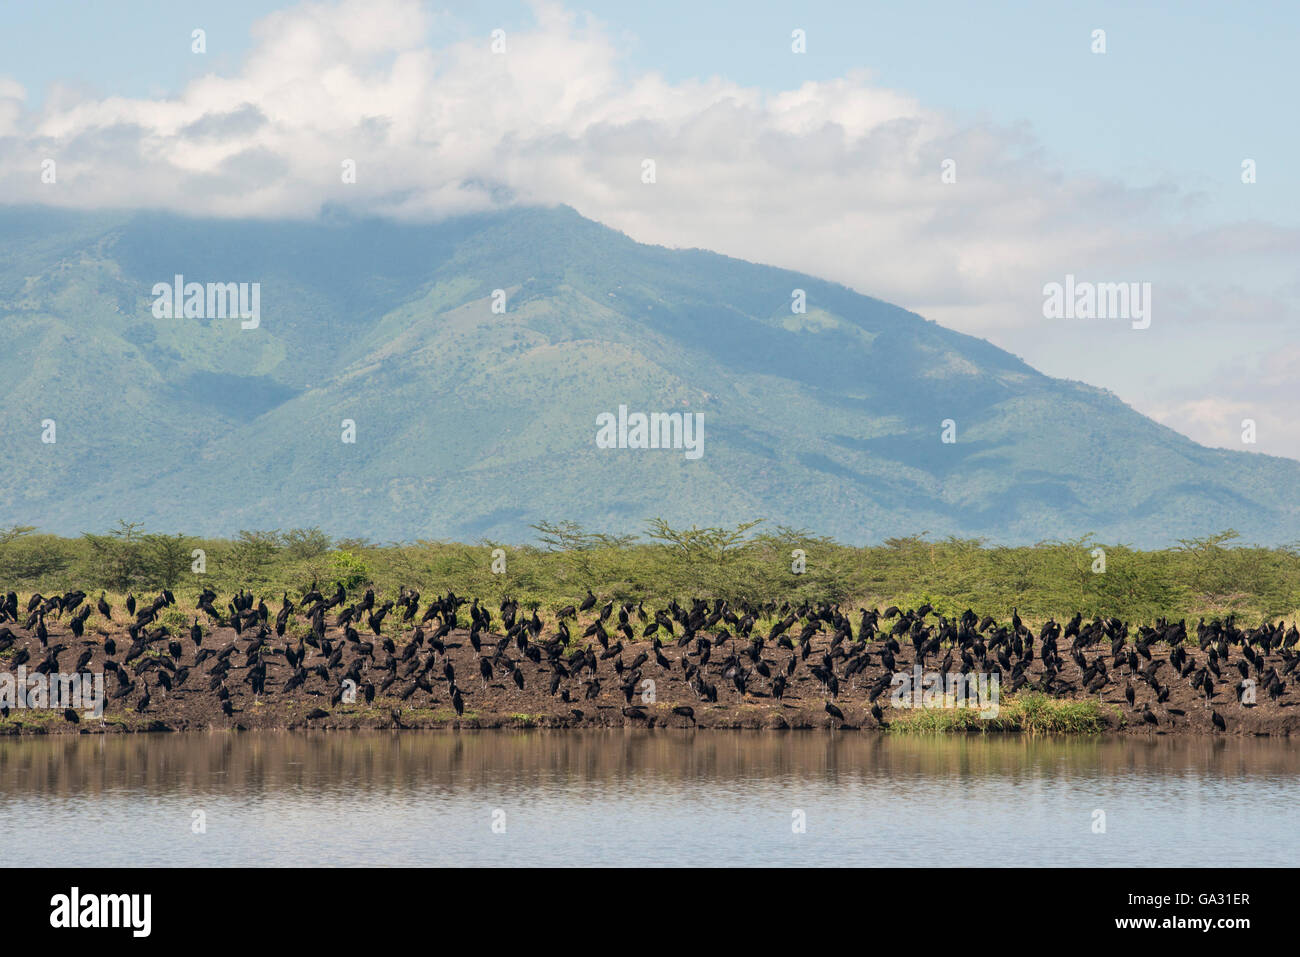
0, 0, 1296, 459
4, 0, 1292, 223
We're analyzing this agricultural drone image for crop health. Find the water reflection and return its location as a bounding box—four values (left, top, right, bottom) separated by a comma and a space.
0, 732, 1295, 866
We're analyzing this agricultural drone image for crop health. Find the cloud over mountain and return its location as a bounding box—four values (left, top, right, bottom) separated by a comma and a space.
0, 0, 1296, 459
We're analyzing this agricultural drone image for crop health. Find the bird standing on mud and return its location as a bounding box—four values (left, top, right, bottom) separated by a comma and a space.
0, 584, 1293, 735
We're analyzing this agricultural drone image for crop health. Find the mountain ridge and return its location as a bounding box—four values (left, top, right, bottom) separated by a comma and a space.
2, 202, 1297, 546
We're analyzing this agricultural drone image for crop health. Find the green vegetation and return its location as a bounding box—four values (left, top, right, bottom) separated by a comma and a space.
887, 693, 1111, 734
4, 205, 1300, 548
2, 520, 1298, 626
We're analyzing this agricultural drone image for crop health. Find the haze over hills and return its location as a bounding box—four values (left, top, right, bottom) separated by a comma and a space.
1, 203, 1297, 547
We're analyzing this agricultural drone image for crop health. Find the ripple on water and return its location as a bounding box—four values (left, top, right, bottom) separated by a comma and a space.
0, 732, 1295, 866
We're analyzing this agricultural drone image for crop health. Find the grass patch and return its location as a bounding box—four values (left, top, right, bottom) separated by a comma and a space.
886, 692, 1107, 735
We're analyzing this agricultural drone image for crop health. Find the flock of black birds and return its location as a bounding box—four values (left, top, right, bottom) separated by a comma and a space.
0, 583, 1296, 731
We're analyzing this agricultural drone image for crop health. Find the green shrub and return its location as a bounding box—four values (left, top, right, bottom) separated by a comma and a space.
328, 551, 370, 591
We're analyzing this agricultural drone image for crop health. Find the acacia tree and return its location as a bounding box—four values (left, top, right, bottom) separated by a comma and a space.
0, 526, 72, 584
281, 527, 332, 560
530, 520, 637, 587
1175, 530, 1242, 606
229, 530, 282, 585
141, 533, 194, 590
645, 518, 764, 563
82, 520, 147, 591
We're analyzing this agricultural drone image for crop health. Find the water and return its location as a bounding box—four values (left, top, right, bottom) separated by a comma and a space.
1, 732, 1296, 866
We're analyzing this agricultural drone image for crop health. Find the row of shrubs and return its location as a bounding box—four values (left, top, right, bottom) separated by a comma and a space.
1, 520, 1297, 625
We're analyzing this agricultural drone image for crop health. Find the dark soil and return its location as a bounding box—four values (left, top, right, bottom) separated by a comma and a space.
1, 600, 1296, 735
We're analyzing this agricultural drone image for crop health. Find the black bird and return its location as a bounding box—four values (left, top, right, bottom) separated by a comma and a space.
772, 673, 786, 700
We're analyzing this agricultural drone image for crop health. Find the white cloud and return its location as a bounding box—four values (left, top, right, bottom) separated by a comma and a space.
0, 76, 25, 137
0, 0, 1296, 457
1144, 344, 1300, 459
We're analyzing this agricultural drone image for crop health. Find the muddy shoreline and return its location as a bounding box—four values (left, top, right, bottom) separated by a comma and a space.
1, 711, 1293, 735
2, 604, 1296, 736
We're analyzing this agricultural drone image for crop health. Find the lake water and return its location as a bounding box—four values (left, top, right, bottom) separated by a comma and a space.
1, 731, 1296, 866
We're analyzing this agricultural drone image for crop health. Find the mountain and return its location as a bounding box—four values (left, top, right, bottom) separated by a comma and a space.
1, 203, 1298, 546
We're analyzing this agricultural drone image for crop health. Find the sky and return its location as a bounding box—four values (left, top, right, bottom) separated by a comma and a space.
1, 0, 1296, 460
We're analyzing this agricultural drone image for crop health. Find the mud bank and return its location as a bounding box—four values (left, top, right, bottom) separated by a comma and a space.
2, 611, 1294, 736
